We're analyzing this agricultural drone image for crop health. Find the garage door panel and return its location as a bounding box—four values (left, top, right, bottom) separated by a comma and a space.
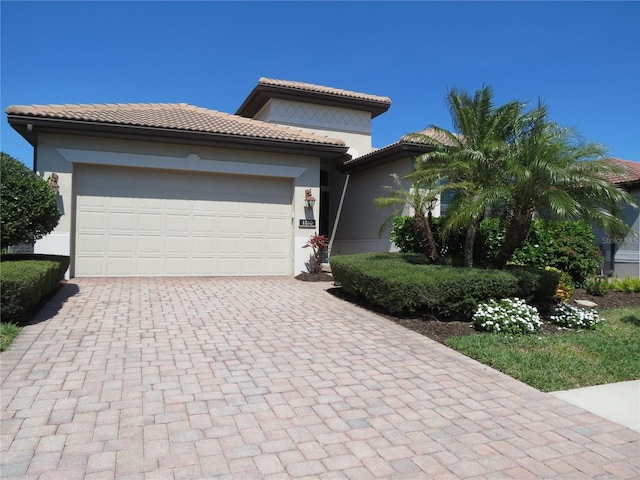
219, 217, 241, 235
137, 236, 162, 254
137, 257, 163, 276
139, 214, 162, 232
109, 235, 134, 253
192, 216, 215, 233
139, 197, 163, 211
218, 237, 241, 254
110, 197, 136, 209
77, 234, 104, 252
77, 211, 107, 231
166, 214, 189, 232
192, 236, 215, 253
110, 213, 135, 231
74, 165, 292, 276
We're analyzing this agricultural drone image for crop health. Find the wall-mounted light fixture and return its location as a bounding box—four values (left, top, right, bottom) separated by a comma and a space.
304, 189, 316, 209
47, 173, 60, 193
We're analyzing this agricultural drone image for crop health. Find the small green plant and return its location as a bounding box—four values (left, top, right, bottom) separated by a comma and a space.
610, 276, 640, 293
549, 303, 602, 329
584, 276, 611, 296
302, 233, 329, 274
389, 216, 418, 253
0, 322, 20, 352
545, 266, 574, 303
473, 298, 543, 334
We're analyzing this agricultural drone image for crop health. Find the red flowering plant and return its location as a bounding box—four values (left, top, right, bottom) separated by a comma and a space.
303, 233, 329, 274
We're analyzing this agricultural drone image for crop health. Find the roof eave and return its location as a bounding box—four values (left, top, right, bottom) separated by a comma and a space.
341, 142, 434, 173
236, 83, 391, 119
7, 114, 351, 161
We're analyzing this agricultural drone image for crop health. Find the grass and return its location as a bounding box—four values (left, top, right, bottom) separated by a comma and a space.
0, 322, 21, 352
445, 306, 640, 392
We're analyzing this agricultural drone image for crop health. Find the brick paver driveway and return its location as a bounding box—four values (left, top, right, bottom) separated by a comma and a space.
1, 278, 639, 479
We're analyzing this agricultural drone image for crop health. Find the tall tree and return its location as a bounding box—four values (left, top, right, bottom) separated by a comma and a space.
407, 85, 523, 267
490, 102, 634, 269
374, 173, 439, 262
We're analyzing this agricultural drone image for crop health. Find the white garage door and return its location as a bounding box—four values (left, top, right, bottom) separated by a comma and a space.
74, 164, 293, 276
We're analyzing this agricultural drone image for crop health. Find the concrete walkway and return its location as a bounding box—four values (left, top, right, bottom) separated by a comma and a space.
1, 277, 638, 480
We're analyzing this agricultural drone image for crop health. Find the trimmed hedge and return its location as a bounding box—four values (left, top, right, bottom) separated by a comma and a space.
330, 253, 558, 319
1, 255, 69, 322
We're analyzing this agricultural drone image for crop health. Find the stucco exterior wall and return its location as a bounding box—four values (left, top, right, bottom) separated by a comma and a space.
594, 188, 640, 277
611, 190, 640, 277
34, 133, 324, 276
331, 157, 419, 256
253, 99, 374, 158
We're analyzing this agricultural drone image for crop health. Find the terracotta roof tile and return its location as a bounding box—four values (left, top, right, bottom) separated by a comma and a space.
400, 128, 462, 147
5, 102, 345, 146
258, 78, 391, 105
604, 157, 640, 185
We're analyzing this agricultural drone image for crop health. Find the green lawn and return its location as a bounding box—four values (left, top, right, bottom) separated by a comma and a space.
0, 322, 21, 352
445, 307, 640, 392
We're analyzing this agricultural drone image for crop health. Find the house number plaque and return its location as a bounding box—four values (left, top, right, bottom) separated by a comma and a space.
299, 219, 316, 228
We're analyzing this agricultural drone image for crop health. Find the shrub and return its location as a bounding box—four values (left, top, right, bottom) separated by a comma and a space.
545, 266, 574, 303
330, 253, 556, 319
584, 276, 611, 296
505, 266, 559, 314
390, 216, 418, 253
0, 254, 69, 322
390, 217, 598, 286
1, 152, 61, 250
610, 276, 640, 293
303, 232, 329, 274
549, 303, 602, 329
473, 298, 543, 334
508, 220, 599, 287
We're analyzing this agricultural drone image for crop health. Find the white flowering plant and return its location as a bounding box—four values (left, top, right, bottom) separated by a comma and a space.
473, 298, 543, 334
549, 303, 602, 329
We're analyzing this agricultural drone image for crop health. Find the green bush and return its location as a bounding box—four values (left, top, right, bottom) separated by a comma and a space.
610, 276, 640, 293
1, 152, 61, 250
509, 220, 599, 287
584, 276, 611, 296
389, 216, 419, 253
330, 253, 557, 319
1, 254, 69, 322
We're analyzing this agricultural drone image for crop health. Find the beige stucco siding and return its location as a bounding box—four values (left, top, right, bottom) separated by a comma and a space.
331, 157, 416, 256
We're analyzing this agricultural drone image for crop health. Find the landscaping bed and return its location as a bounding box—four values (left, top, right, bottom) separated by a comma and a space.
328, 286, 640, 344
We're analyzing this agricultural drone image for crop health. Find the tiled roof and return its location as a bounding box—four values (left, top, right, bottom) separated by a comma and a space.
400, 128, 462, 147
257, 78, 392, 106
5, 103, 346, 146
236, 78, 391, 119
342, 128, 459, 170
604, 157, 640, 185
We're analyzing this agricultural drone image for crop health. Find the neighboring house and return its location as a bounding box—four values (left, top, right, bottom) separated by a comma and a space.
594, 158, 640, 277
7, 78, 418, 277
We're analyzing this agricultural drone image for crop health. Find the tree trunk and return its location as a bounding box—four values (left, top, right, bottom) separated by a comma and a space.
492, 211, 534, 269
463, 218, 479, 268
414, 212, 439, 262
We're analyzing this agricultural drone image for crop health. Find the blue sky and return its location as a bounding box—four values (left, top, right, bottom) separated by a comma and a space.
2, 1, 639, 168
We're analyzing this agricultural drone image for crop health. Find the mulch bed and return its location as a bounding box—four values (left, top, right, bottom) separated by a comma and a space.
296, 272, 640, 344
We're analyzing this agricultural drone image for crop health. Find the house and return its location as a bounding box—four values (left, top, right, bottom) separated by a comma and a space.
7, 78, 433, 277
594, 158, 640, 277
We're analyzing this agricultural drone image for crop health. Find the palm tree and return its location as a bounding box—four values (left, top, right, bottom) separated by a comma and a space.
374, 173, 439, 262
490, 102, 635, 269
407, 85, 522, 267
